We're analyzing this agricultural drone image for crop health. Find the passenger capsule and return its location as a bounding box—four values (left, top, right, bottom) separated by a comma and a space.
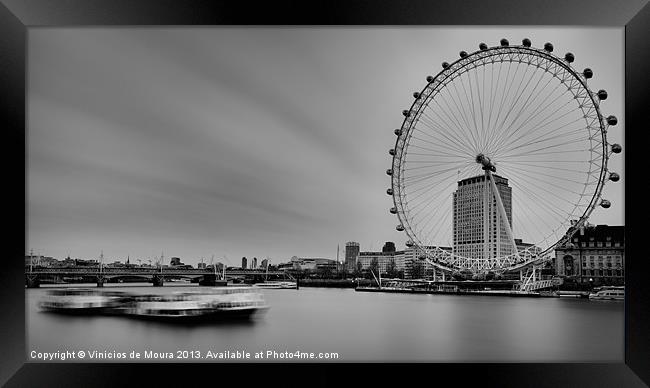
583, 68, 593, 79
406, 240, 414, 247
459, 51, 468, 58
479, 42, 488, 50
564, 52, 575, 63
442, 62, 450, 69
386, 188, 394, 196
522, 38, 531, 47
389, 148, 396, 156
600, 199, 611, 209
500, 38, 509, 46
413, 92, 420, 99
390, 207, 397, 214
396, 224, 405, 232
609, 172, 620, 182
426, 75, 434, 82
402, 110, 410, 117
544, 42, 554, 52
597, 89, 608, 100
607, 115, 618, 126
386, 169, 393, 176
394, 128, 402, 136
611, 143, 622, 153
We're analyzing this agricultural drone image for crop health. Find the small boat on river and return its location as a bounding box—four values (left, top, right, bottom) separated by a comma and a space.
253, 281, 297, 289
588, 286, 624, 301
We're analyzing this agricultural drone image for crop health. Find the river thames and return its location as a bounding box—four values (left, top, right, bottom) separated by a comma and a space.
26, 284, 623, 362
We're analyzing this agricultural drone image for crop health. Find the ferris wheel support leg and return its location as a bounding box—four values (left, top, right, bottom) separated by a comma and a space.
486, 170, 522, 262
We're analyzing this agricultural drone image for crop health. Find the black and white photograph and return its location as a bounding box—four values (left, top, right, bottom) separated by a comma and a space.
24, 26, 625, 363
3, 1, 649, 385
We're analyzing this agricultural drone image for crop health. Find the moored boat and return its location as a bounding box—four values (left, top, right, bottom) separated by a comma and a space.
253, 281, 297, 289
588, 286, 624, 301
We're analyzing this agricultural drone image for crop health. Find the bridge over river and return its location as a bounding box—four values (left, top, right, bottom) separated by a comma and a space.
25, 266, 293, 287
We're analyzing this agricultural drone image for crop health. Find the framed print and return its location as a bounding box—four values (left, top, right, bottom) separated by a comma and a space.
1, 0, 648, 386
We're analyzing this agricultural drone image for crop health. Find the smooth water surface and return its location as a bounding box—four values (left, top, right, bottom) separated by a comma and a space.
27, 284, 623, 362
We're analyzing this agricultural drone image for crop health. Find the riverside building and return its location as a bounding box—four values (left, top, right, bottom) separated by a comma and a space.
345, 242, 360, 271
554, 224, 624, 285
355, 243, 451, 279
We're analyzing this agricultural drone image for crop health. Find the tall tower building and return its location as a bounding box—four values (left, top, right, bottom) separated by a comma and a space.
453, 174, 513, 260
241, 257, 248, 269
345, 242, 360, 271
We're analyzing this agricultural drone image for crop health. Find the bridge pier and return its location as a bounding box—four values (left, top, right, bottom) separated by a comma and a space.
199, 275, 227, 286
153, 275, 164, 287
26, 276, 40, 288
96, 275, 105, 287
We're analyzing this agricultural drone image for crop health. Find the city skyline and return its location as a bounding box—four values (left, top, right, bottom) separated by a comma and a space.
27, 27, 624, 266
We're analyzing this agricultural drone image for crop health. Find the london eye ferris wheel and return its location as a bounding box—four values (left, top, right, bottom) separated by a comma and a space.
387, 38, 621, 275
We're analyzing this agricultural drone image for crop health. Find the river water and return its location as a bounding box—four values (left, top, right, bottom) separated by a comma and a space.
26, 284, 623, 362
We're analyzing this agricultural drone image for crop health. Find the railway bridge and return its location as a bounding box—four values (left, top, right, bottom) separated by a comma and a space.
25, 266, 292, 287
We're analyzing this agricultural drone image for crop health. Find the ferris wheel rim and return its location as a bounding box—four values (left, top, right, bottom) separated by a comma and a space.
389, 42, 612, 273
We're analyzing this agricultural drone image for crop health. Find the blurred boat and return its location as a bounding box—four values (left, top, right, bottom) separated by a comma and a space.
39, 288, 128, 314
116, 286, 269, 321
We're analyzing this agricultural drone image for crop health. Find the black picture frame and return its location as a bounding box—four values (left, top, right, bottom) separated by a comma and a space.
1, 0, 648, 386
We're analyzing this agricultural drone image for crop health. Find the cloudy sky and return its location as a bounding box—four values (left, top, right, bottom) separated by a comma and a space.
27, 27, 624, 266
